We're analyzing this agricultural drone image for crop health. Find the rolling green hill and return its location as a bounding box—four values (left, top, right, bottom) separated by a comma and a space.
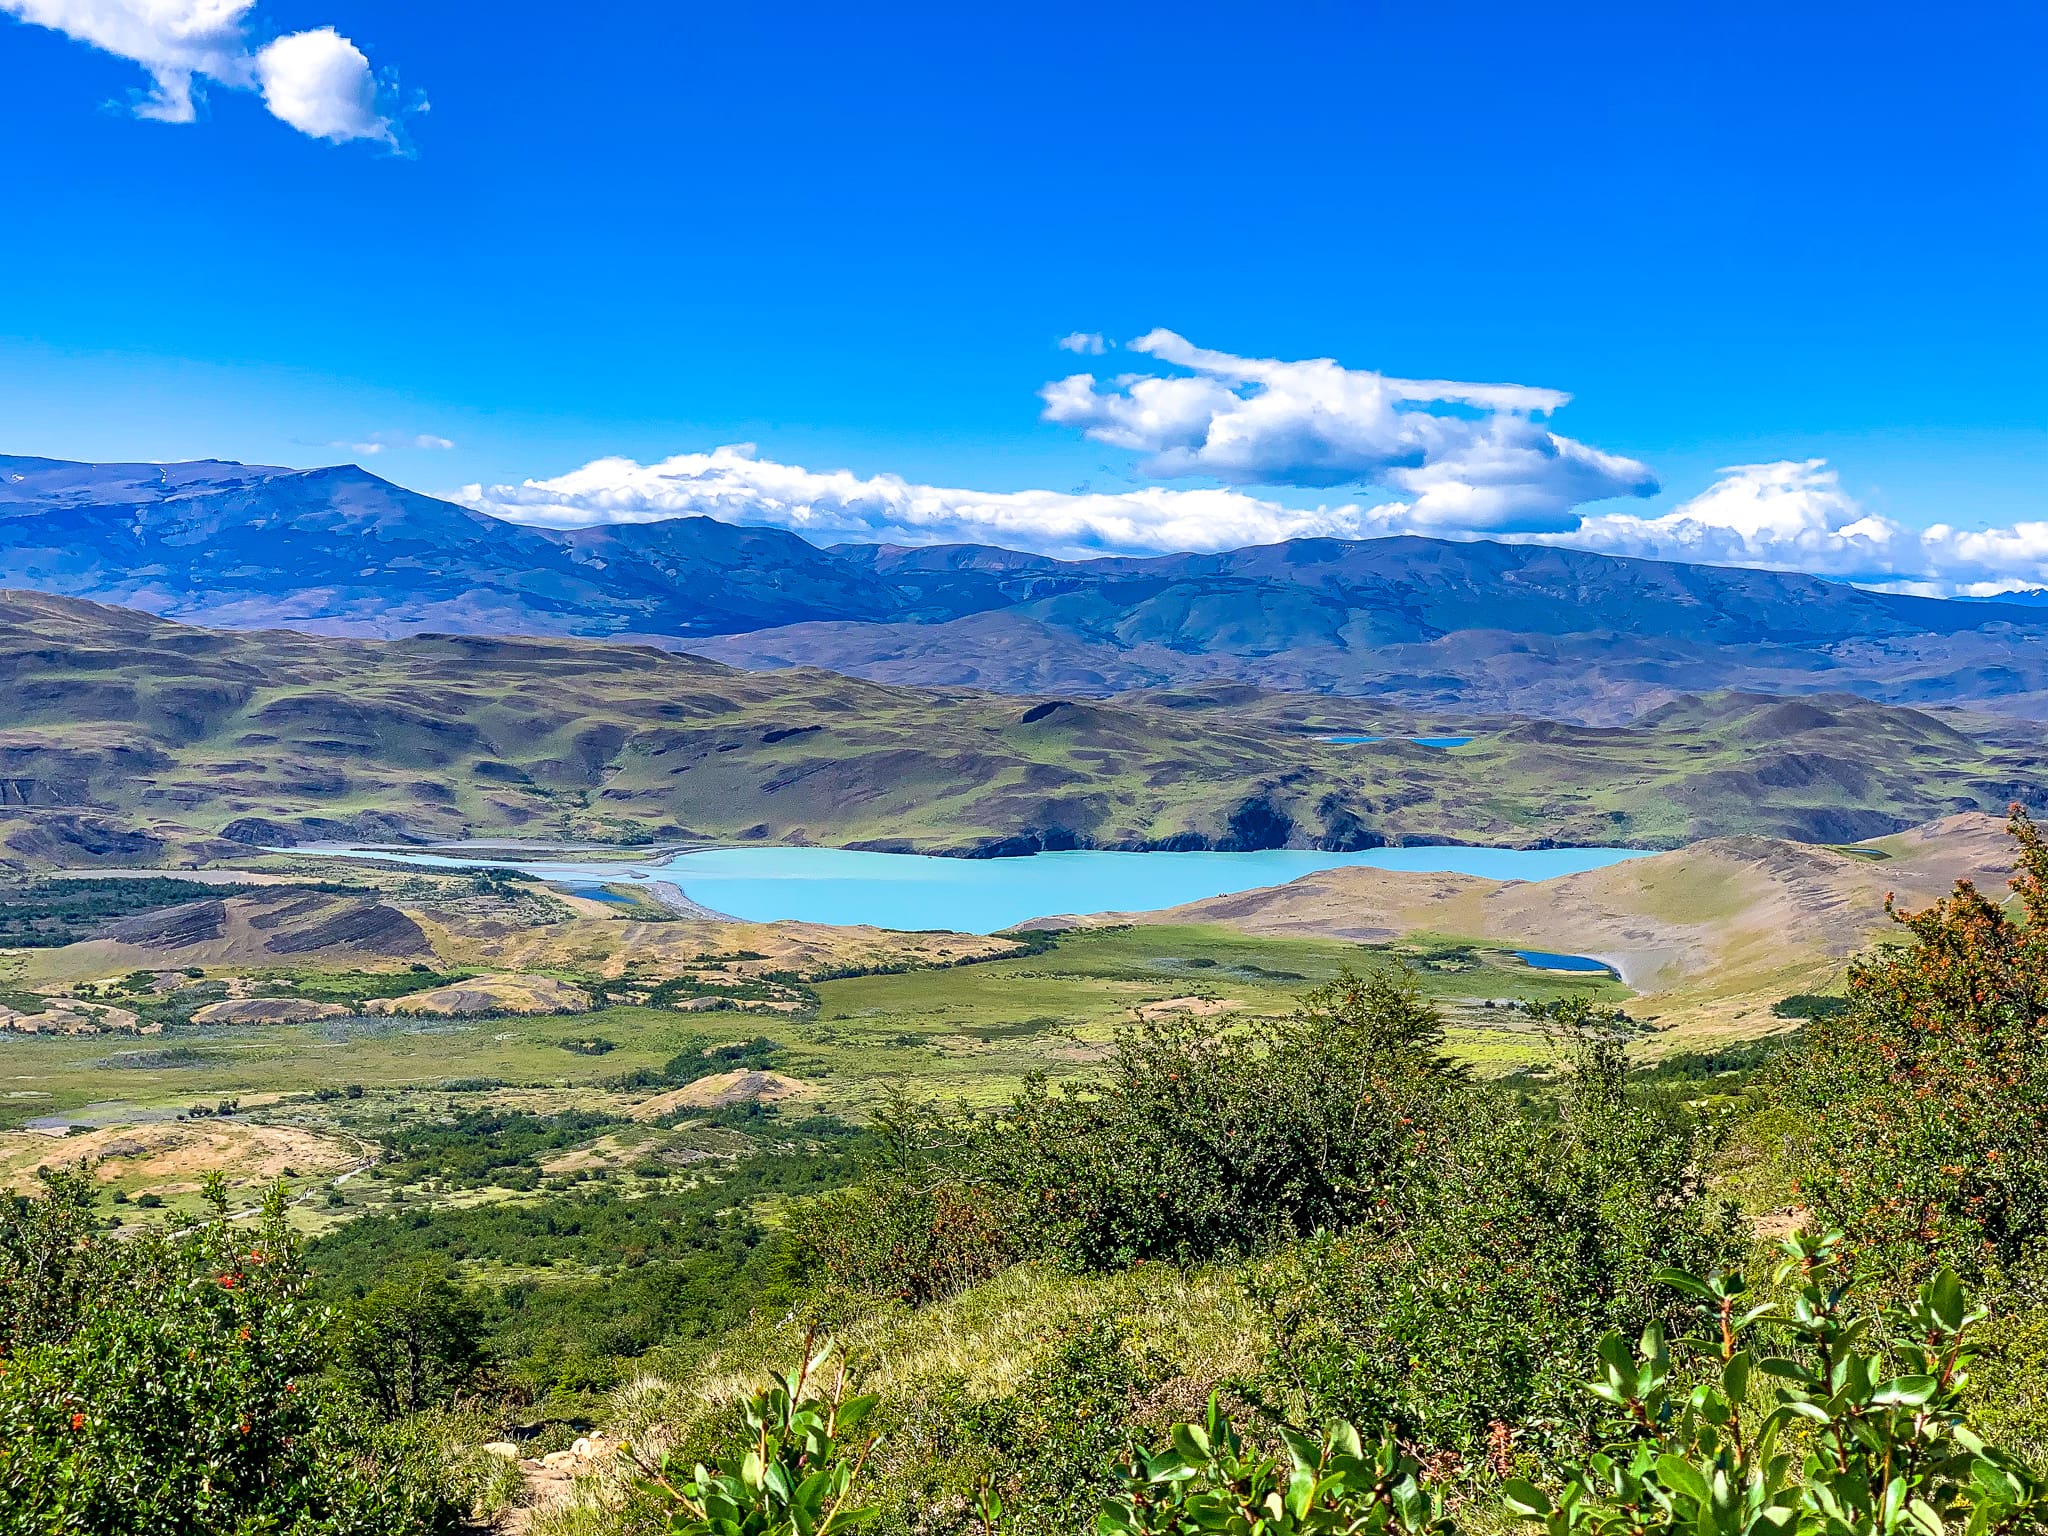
0, 592, 2037, 870
1130, 810, 2021, 1046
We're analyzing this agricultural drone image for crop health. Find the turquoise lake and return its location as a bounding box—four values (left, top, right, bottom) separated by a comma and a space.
1514, 949, 1617, 975
1319, 735, 1474, 748
315, 844, 1652, 935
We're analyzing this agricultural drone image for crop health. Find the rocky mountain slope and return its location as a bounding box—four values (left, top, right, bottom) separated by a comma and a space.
6, 455, 2048, 722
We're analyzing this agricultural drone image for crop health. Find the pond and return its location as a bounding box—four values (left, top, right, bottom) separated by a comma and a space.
305, 843, 1652, 935
1320, 735, 1475, 748
1513, 950, 1617, 975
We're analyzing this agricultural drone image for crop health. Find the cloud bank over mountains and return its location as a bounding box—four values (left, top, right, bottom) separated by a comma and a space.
1, 0, 400, 143
1040, 330, 1659, 531
450, 332, 2047, 595
464, 446, 1381, 557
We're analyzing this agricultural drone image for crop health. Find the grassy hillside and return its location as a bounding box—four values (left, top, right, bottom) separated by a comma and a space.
1140, 810, 2018, 1046
0, 593, 2035, 870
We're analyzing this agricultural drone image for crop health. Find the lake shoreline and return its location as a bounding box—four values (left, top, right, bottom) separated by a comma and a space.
286, 842, 1656, 937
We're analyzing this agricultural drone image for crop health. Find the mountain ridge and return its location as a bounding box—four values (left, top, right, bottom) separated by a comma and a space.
6, 453, 2047, 722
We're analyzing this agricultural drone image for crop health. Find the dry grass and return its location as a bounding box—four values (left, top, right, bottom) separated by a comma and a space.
0, 1118, 360, 1195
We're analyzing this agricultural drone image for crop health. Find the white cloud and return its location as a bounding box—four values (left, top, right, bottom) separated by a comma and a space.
253, 26, 386, 142
460, 446, 2048, 596
460, 445, 1404, 557
1057, 332, 1107, 355
0, 0, 397, 142
1546, 460, 1903, 573
1532, 459, 2048, 595
1039, 330, 1658, 532
337, 432, 454, 455
447, 329, 2044, 594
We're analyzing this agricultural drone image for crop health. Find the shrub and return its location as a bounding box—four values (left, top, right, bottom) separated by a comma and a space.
1099, 1400, 1452, 1536
1503, 1230, 2048, 1536
0, 1170, 460, 1534
974, 1316, 1170, 1536
1777, 806, 2048, 1283
793, 1090, 1015, 1306
981, 967, 1465, 1270
627, 1334, 880, 1536
0, 1164, 114, 1358
1252, 1019, 1741, 1472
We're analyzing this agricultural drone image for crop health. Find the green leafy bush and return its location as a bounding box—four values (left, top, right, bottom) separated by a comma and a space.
981, 968, 1465, 1270
793, 1090, 1016, 1305
1503, 1230, 2048, 1536
973, 1317, 1170, 1536
628, 1334, 881, 1536
1253, 1022, 1741, 1472
1778, 807, 2048, 1283
1099, 1400, 1452, 1536
0, 1169, 460, 1534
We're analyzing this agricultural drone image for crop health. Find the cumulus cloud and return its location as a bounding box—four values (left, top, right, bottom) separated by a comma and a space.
460, 445, 1404, 558
253, 26, 384, 141
1057, 332, 1108, 355
1533, 459, 2048, 595
1039, 330, 1658, 532
0, 0, 399, 142
448, 331, 2043, 594
1540, 461, 1901, 573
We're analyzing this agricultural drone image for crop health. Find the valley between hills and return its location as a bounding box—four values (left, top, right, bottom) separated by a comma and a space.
1, 475, 2044, 1531
0, 583, 2029, 1210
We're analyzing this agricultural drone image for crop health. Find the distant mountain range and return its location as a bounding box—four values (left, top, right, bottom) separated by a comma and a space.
6, 453, 2046, 722
1962, 588, 2048, 607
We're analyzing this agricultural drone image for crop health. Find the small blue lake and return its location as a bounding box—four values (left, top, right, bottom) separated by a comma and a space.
1321, 735, 1474, 748
310, 844, 1651, 935
1514, 950, 1616, 975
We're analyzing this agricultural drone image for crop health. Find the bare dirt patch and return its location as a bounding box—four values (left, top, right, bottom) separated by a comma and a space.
0, 1119, 360, 1194
628, 1069, 808, 1119
364, 972, 591, 1017
1130, 995, 1242, 1022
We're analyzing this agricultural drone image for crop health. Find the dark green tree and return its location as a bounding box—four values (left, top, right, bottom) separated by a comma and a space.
336, 1258, 489, 1416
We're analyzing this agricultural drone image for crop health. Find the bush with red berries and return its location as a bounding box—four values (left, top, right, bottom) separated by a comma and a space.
0, 1168, 460, 1535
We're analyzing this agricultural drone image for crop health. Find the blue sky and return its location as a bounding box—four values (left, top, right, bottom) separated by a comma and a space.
2, 1, 2043, 588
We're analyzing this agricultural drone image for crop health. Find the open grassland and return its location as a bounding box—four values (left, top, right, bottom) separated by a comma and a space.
0, 921, 1622, 1226
0, 592, 2037, 870
3, 807, 2013, 1219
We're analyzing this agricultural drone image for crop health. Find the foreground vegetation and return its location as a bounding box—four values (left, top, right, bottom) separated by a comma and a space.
4, 812, 2048, 1533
